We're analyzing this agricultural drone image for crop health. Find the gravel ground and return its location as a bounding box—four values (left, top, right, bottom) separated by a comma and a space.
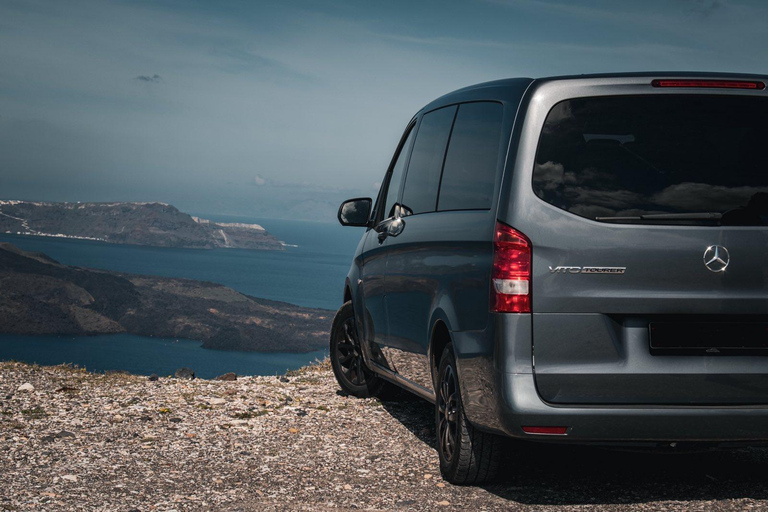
2, 360, 768, 511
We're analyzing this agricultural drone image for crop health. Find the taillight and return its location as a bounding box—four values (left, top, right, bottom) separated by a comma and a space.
651, 79, 765, 90
491, 221, 531, 313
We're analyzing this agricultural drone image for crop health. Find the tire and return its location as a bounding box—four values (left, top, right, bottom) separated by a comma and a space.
330, 301, 392, 398
436, 343, 503, 484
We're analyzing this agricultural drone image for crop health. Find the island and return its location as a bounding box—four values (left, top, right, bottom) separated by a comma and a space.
0, 200, 284, 250
0, 243, 330, 352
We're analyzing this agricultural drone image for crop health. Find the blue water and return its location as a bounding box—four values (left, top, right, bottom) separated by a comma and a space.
0, 334, 328, 379
0, 217, 362, 310
0, 218, 366, 376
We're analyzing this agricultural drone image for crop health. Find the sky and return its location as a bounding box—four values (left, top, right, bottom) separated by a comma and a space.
1, 0, 767, 220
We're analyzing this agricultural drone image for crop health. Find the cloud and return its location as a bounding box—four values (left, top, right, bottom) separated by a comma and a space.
533, 161, 565, 191
652, 182, 768, 211
689, 0, 723, 18
134, 74, 162, 83
253, 174, 268, 186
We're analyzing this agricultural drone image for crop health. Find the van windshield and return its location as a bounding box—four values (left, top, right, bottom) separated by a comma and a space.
533, 95, 768, 226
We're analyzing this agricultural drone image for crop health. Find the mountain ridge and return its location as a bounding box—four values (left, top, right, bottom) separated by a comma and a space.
0, 200, 284, 250
0, 243, 330, 352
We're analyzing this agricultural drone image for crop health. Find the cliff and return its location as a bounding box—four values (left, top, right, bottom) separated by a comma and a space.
0, 243, 330, 352
0, 200, 284, 250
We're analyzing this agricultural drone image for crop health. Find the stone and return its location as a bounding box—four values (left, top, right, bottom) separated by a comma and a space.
215, 372, 237, 381
279, 376, 289, 383
61, 475, 77, 482
17, 383, 34, 392
174, 368, 195, 380
148, 374, 159, 381
169, 417, 182, 423
42, 430, 76, 443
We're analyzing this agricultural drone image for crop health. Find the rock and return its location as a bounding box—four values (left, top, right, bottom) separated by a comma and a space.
174, 368, 195, 380
148, 374, 159, 381
41, 430, 76, 443
296, 409, 308, 417
209, 398, 227, 405
61, 475, 78, 482
215, 372, 237, 381
169, 417, 182, 423
17, 383, 34, 392
279, 376, 290, 383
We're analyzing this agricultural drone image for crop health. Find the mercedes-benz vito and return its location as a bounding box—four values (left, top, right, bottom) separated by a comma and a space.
331, 72, 768, 484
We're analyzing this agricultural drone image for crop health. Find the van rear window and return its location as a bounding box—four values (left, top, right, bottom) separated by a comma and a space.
533, 95, 768, 226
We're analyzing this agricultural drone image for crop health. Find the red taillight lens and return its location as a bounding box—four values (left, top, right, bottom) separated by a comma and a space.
651, 79, 765, 90
522, 426, 568, 435
491, 221, 531, 313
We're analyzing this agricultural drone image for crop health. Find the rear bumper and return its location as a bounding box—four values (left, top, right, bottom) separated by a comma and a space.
497, 371, 768, 442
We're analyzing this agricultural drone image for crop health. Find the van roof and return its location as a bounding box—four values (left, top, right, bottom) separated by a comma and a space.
423, 71, 768, 114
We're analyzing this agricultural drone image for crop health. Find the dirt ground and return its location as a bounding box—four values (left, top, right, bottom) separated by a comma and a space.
2, 360, 768, 511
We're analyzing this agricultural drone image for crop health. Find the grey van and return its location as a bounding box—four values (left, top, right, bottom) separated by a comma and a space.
331, 72, 768, 484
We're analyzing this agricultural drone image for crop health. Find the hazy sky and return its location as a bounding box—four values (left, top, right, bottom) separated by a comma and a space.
1, 0, 766, 219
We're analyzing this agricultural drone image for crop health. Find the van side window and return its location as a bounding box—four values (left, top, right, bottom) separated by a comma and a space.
381, 125, 417, 221
400, 106, 457, 216
438, 102, 504, 211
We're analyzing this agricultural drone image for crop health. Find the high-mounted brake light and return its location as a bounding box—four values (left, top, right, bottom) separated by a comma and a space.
491, 221, 531, 313
651, 79, 765, 90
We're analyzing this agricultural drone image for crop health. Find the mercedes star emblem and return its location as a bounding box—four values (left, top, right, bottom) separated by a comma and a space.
703, 245, 729, 273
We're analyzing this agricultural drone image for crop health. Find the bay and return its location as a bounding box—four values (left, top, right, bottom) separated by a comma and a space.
0, 217, 367, 376
0, 216, 362, 310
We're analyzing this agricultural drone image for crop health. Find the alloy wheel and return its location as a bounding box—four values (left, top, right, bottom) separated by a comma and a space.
437, 364, 459, 463
335, 317, 366, 386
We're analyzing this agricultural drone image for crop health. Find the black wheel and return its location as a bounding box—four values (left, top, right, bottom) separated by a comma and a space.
436, 343, 503, 484
330, 301, 391, 398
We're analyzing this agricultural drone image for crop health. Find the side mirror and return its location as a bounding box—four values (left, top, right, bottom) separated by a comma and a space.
338, 197, 372, 227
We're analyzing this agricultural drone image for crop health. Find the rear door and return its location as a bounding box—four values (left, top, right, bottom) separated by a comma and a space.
516, 87, 768, 405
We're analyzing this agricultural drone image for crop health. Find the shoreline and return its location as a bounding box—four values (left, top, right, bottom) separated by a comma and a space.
0, 333, 329, 380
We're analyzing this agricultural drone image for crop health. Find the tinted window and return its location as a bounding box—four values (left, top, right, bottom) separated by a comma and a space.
401, 106, 457, 216
381, 126, 416, 220
533, 95, 768, 226
438, 102, 504, 211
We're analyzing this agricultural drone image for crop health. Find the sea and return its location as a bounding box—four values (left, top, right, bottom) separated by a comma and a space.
0, 216, 364, 379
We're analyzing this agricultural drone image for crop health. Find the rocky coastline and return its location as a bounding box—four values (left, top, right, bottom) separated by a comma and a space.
0, 200, 284, 251
0, 243, 330, 352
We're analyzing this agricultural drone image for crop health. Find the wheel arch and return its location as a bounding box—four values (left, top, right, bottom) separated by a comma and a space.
428, 312, 454, 390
